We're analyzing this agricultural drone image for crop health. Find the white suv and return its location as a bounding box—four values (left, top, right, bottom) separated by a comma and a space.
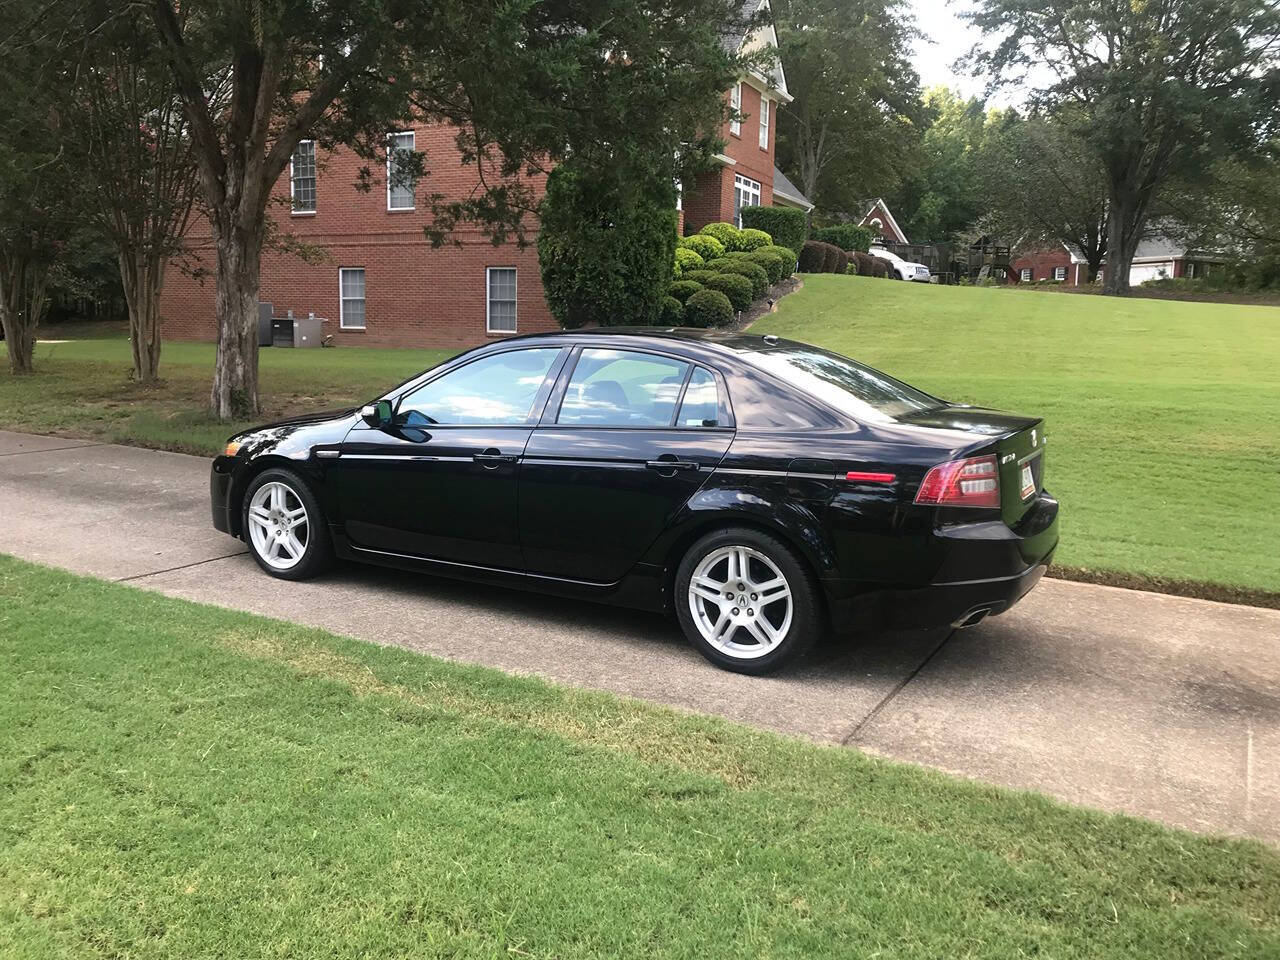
869, 245, 931, 283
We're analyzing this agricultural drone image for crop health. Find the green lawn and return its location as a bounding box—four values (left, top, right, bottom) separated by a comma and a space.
757, 277, 1280, 597
0, 328, 455, 455
2, 554, 1278, 959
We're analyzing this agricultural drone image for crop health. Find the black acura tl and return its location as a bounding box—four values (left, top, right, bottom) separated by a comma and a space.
210, 329, 1058, 674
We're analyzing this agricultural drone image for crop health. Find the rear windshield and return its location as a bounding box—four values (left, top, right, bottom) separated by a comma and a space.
741, 346, 941, 423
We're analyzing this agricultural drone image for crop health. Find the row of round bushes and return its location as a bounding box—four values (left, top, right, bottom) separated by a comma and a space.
664, 222, 798, 327
798, 240, 898, 279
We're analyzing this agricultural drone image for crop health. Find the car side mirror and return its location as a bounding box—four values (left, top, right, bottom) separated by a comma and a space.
361, 399, 393, 429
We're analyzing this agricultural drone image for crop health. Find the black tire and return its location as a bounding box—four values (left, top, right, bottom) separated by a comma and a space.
241, 467, 334, 580
674, 527, 822, 675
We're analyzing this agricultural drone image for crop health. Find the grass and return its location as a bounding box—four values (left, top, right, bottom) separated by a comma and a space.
2, 553, 1278, 959
757, 276, 1280, 597
0, 324, 456, 456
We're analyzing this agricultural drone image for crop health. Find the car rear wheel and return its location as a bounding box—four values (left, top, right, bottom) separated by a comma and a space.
243, 468, 333, 580
675, 528, 821, 674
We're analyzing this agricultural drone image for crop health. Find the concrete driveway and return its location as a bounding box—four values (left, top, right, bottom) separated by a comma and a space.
2, 429, 1277, 844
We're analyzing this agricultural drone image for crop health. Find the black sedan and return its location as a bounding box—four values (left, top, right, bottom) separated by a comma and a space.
210, 330, 1058, 674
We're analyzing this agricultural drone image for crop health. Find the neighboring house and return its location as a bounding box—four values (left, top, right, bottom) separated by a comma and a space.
856, 198, 908, 245
160, 0, 798, 349
1012, 239, 1228, 286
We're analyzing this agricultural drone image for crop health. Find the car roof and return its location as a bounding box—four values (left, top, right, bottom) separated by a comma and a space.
496, 327, 802, 358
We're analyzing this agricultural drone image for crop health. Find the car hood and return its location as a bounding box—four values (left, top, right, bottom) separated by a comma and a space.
248, 407, 358, 431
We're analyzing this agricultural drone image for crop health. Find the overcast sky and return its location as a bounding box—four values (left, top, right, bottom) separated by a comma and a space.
908, 0, 1033, 107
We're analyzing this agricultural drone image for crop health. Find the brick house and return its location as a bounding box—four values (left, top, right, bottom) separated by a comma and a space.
1011, 239, 1228, 287
160, 0, 802, 350
857, 198, 909, 244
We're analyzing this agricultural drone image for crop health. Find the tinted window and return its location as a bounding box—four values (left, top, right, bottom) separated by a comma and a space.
558, 349, 689, 426
677, 367, 719, 427
399, 348, 558, 425
741, 346, 939, 423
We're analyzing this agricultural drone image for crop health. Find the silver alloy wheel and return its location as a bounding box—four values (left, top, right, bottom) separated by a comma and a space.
687, 545, 793, 659
246, 481, 310, 571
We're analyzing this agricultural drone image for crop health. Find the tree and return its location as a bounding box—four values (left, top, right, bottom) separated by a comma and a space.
968, 0, 1280, 294
0, 12, 80, 374
772, 0, 921, 217
144, 0, 755, 420
979, 113, 1109, 281
56, 11, 201, 382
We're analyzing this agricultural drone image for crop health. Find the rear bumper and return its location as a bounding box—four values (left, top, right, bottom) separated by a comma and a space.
828, 491, 1058, 630
210, 455, 237, 536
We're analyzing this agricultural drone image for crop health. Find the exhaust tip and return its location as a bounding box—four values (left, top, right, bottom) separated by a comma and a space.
951, 607, 992, 629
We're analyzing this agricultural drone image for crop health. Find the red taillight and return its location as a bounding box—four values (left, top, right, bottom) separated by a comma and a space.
915, 455, 1000, 508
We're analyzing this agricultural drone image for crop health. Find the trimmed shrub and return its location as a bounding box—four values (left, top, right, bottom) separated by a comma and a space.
869, 256, 891, 278
673, 247, 704, 279
798, 241, 827, 273
682, 269, 721, 286
698, 221, 745, 252
740, 205, 807, 253
679, 233, 725, 261
659, 296, 683, 325
822, 244, 842, 273
811, 223, 874, 253
770, 245, 797, 279
698, 271, 753, 310
851, 250, 876, 276
746, 249, 785, 284
835, 249, 850, 274
538, 165, 678, 328
668, 279, 704, 303
706, 258, 769, 298
683, 288, 734, 328
738, 228, 773, 251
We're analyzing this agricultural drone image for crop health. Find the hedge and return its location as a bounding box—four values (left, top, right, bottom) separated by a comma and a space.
683, 288, 734, 328
799, 240, 831, 273
682, 269, 722, 286
822, 244, 843, 273
706, 258, 769, 298
668, 279, 704, 303
738, 228, 773, 251
673, 247, 704, 278
740, 205, 807, 253
811, 223, 874, 253
869, 256, 891, 278
834, 249, 850, 274
679, 234, 725, 261
746, 249, 785, 284
698, 222, 745, 252
537, 164, 677, 328
659, 296, 684, 325
771, 245, 797, 279
851, 250, 876, 276
697, 271, 753, 310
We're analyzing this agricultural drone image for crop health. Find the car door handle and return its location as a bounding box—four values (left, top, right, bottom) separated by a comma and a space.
645, 458, 699, 473
474, 448, 518, 468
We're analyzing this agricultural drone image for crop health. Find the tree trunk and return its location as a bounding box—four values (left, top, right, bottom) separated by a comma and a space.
1086, 258, 1103, 283
119, 252, 166, 382
0, 250, 49, 375
209, 225, 263, 420
1102, 192, 1143, 296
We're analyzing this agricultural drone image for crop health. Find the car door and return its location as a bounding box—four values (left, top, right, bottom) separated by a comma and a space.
519, 346, 734, 582
337, 346, 566, 568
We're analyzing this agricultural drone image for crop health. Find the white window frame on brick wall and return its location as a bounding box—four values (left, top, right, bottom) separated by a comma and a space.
1053, 266, 1067, 281
290, 140, 316, 214
339, 267, 366, 330
758, 96, 770, 150
733, 174, 761, 228
386, 131, 416, 211
1020, 267, 1032, 282
729, 83, 742, 137
486, 267, 517, 334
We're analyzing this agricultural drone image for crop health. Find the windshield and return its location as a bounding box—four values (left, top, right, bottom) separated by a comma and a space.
741, 346, 942, 423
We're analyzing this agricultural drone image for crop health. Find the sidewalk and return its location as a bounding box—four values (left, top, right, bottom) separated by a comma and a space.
2, 429, 1277, 843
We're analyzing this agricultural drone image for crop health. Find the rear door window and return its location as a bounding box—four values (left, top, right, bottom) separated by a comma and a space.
677, 367, 720, 427
557, 349, 690, 426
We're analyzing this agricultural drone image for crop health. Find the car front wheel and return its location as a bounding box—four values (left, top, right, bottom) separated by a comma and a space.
675, 528, 822, 674
242, 468, 333, 580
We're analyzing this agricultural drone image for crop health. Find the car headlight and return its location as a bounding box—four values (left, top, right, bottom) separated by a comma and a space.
223, 440, 242, 457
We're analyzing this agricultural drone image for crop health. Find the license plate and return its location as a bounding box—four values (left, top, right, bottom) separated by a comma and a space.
1020, 462, 1035, 500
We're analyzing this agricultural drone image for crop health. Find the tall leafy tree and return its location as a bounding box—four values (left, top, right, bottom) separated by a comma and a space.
979, 113, 1109, 281
968, 0, 1280, 294
772, 0, 921, 217
143, 0, 753, 420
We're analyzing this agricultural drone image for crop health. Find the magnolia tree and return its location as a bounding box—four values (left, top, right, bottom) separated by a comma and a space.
968, 0, 1280, 294
140, 0, 756, 420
